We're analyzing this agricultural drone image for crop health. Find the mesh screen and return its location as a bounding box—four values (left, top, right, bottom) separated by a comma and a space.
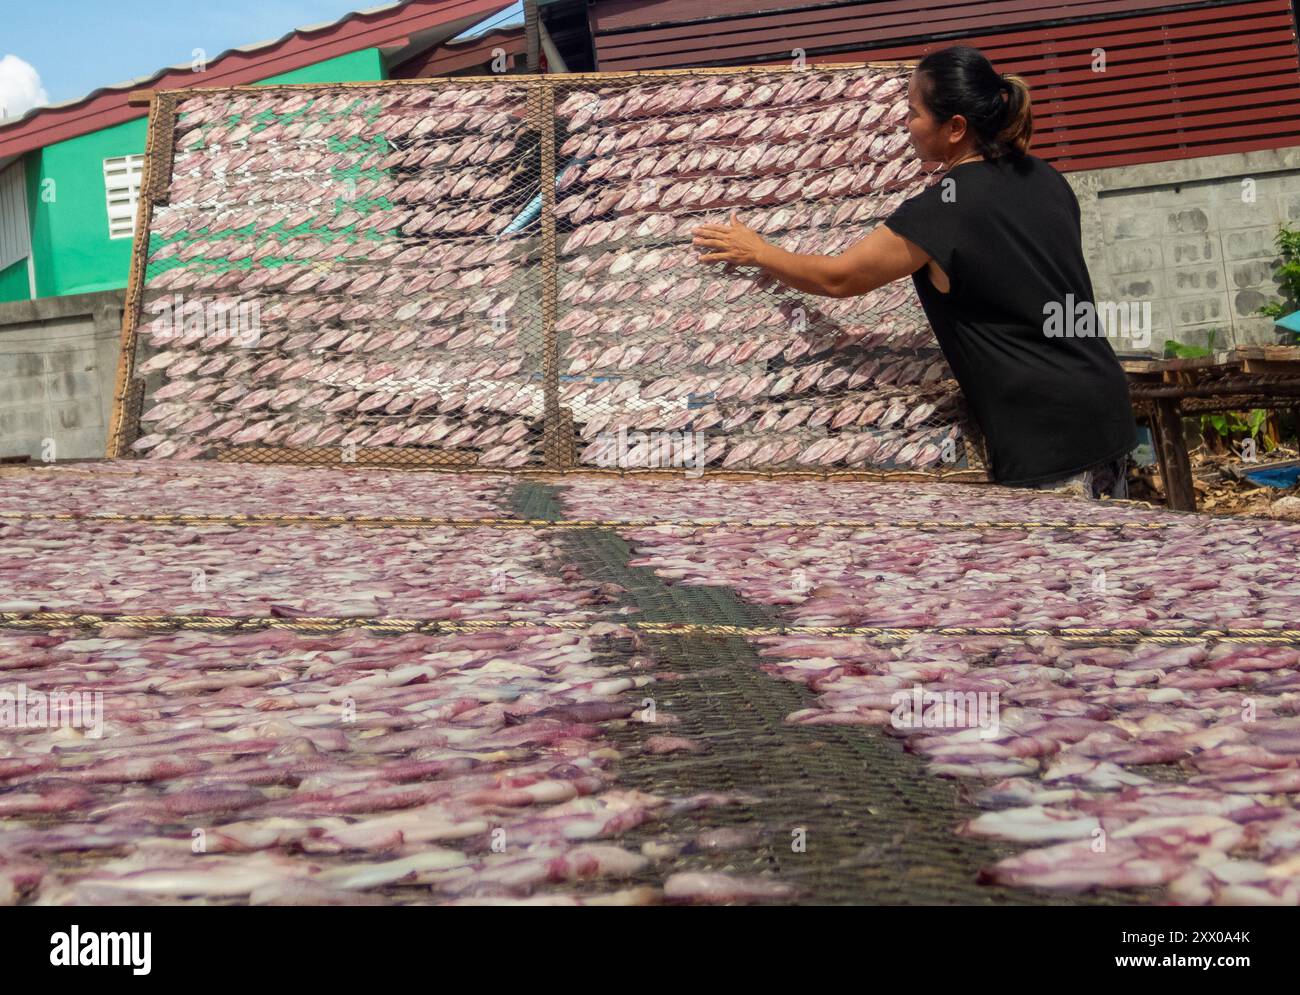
124, 81, 548, 468
112, 67, 987, 476
550, 67, 970, 473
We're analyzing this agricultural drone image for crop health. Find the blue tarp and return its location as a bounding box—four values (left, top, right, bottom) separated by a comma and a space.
1274, 311, 1300, 336
1244, 464, 1300, 488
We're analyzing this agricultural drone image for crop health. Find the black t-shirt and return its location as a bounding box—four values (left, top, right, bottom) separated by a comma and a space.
883, 153, 1138, 485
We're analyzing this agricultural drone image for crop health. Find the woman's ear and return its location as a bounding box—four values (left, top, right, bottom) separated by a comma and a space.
945, 113, 969, 145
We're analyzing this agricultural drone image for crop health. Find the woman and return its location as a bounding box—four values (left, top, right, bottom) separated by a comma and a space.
691, 46, 1138, 499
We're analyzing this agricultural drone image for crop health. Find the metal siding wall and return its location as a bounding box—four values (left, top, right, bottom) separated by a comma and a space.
592, 0, 1206, 59
591, 0, 1300, 172
844, 1, 1300, 171
0, 161, 32, 272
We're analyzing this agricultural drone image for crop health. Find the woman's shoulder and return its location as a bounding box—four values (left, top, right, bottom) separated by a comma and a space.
894, 151, 1056, 210
986, 152, 1068, 191
984, 153, 1079, 219
1023, 152, 1058, 174
890, 173, 948, 217
1019, 153, 1076, 197
992, 150, 1048, 172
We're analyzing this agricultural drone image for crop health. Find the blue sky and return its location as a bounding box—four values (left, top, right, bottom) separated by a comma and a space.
2, 0, 522, 108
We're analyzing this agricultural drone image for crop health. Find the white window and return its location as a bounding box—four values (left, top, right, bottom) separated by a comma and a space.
103, 154, 145, 239
0, 160, 30, 270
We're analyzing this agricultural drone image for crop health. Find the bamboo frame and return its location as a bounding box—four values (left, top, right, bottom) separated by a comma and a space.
537, 79, 564, 469
108, 62, 986, 479
126, 62, 919, 103
106, 92, 167, 459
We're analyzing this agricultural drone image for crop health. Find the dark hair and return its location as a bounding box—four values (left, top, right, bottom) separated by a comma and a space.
914, 46, 1032, 160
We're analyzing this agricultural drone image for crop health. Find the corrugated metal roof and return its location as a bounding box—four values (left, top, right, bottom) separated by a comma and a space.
0, 0, 511, 157
1, 2, 409, 131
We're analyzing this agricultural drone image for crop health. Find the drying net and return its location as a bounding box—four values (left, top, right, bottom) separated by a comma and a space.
121, 80, 549, 468
10, 465, 1299, 904
111, 65, 988, 477
549, 67, 969, 473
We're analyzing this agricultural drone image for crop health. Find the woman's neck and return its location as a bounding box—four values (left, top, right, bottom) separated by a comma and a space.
946, 151, 984, 169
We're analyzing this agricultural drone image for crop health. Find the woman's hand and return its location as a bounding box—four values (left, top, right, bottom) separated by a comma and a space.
691, 210, 769, 266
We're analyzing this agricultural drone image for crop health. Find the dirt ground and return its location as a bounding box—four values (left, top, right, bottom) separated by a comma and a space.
1130, 443, 1300, 520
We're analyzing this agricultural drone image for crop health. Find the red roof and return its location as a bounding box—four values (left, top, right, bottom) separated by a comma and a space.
390, 26, 529, 77
0, 0, 512, 160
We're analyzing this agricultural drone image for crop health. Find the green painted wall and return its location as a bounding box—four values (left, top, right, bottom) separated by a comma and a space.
0, 153, 38, 304
0, 47, 385, 303
261, 48, 384, 85
0, 257, 27, 300
29, 117, 149, 298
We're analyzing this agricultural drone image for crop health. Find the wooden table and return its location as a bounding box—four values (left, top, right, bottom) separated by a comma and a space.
1122, 346, 1300, 511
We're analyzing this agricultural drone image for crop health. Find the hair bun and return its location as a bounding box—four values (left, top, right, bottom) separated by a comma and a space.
916, 46, 1032, 158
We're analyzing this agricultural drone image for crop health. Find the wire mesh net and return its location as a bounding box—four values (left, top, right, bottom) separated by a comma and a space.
124, 80, 549, 468
550, 66, 974, 474
112, 66, 988, 476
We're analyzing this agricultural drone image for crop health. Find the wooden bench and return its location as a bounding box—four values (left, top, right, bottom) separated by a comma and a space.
1122, 346, 1300, 511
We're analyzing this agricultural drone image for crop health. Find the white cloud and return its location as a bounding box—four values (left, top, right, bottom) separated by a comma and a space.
0, 55, 49, 121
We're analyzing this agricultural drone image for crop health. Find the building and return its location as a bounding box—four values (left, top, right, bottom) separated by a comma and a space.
0, 0, 569, 305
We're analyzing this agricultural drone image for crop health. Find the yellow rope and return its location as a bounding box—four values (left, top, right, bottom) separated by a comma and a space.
0, 510, 1177, 531
2, 610, 1297, 644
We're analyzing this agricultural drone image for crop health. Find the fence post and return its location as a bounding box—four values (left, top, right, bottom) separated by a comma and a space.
107, 93, 172, 458
538, 78, 570, 469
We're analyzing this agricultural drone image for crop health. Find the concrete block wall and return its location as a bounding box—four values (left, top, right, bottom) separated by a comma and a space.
1066, 147, 1300, 355
0, 291, 125, 460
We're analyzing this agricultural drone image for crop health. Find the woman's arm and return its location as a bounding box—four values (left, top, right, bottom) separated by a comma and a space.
692, 210, 933, 298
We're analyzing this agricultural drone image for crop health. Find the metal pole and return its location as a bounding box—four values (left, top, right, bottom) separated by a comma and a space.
525, 0, 540, 73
